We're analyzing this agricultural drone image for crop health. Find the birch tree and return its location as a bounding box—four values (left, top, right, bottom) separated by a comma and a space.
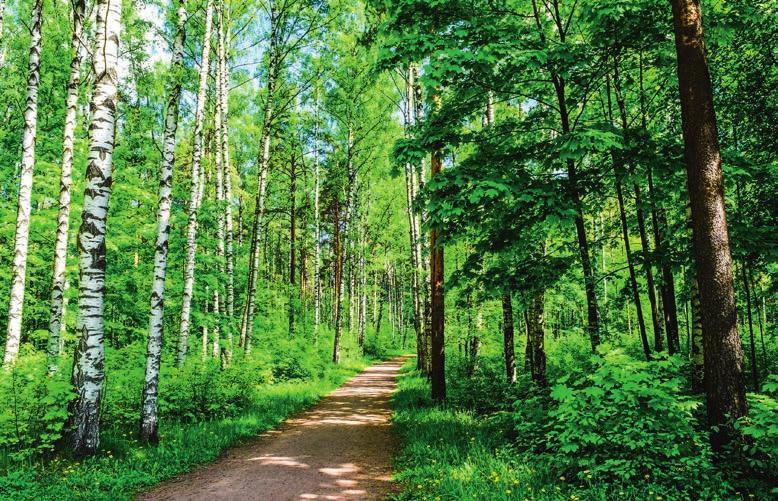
140, 0, 188, 444
177, 0, 214, 366
47, 0, 87, 364
70, 0, 121, 455
3, 0, 44, 367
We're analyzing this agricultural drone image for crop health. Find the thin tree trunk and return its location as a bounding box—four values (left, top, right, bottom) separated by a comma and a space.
288, 161, 296, 337
528, 291, 546, 386
358, 240, 367, 349
531, 0, 600, 350
404, 65, 423, 364
739, 264, 759, 391
613, 59, 664, 351
332, 199, 343, 363
3, 0, 43, 367
241, 13, 277, 351
501, 294, 516, 384
140, 0, 188, 444
70, 0, 121, 455
313, 93, 322, 340
430, 101, 445, 401
177, 0, 214, 367
671, 0, 747, 450
47, 0, 86, 364
218, 0, 235, 318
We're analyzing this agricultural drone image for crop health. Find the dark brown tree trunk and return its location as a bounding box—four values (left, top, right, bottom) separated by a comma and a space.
429, 138, 445, 402
740, 264, 758, 391
502, 294, 517, 384
649, 170, 681, 353
671, 0, 747, 450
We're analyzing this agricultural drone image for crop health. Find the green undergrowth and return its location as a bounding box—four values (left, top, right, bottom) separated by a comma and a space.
0, 358, 369, 500
391, 354, 776, 501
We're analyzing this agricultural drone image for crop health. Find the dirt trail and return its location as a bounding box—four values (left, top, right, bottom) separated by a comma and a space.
139, 356, 409, 501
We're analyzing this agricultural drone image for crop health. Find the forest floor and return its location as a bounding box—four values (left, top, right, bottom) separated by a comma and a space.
138, 356, 410, 501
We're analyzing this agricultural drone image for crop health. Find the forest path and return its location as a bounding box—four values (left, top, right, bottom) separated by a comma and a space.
138, 355, 410, 501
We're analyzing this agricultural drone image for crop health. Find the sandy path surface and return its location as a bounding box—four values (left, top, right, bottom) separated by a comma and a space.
138, 356, 409, 501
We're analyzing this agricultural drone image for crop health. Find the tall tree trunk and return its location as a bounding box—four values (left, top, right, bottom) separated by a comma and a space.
140, 0, 188, 444
638, 51, 681, 354
404, 65, 423, 365
429, 103, 445, 401
3, 0, 43, 367
240, 7, 277, 351
739, 264, 759, 391
177, 0, 214, 367
218, 0, 235, 318
613, 60, 664, 352
288, 161, 296, 337
332, 199, 343, 363
313, 93, 322, 340
527, 291, 546, 386
357, 232, 367, 348
501, 294, 516, 384
70, 0, 121, 455
671, 0, 747, 450
531, 0, 600, 350
47, 0, 86, 364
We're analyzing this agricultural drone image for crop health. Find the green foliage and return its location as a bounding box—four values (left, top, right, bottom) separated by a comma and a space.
0, 352, 74, 460
543, 350, 716, 492
736, 375, 778, 476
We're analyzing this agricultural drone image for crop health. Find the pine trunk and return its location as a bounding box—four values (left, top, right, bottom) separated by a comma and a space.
671, 0, 747, 450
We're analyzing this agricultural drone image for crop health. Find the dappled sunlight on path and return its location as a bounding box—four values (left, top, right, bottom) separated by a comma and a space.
138, 356, 409, 500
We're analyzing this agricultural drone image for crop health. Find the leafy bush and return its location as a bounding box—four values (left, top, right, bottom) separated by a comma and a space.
737, 375, 778, 477
543, 349, 719, 493
0, 352, 74, 460
159, 356, 272, 422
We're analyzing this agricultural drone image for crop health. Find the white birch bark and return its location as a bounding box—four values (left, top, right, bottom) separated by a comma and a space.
47, 0, 86, 364
177, 0, 214, 367
70, 0, 121, 455
139, 0, 187, 443
218, 0, 235, 318
3, 0, 44, 367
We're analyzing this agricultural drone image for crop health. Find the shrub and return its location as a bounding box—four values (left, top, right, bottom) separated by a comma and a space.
543, 349, 719, 493
736, 375, 778, 478
0, 352, 74, 460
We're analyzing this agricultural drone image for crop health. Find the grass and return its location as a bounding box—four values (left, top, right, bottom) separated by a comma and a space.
0, 358, 368, 500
